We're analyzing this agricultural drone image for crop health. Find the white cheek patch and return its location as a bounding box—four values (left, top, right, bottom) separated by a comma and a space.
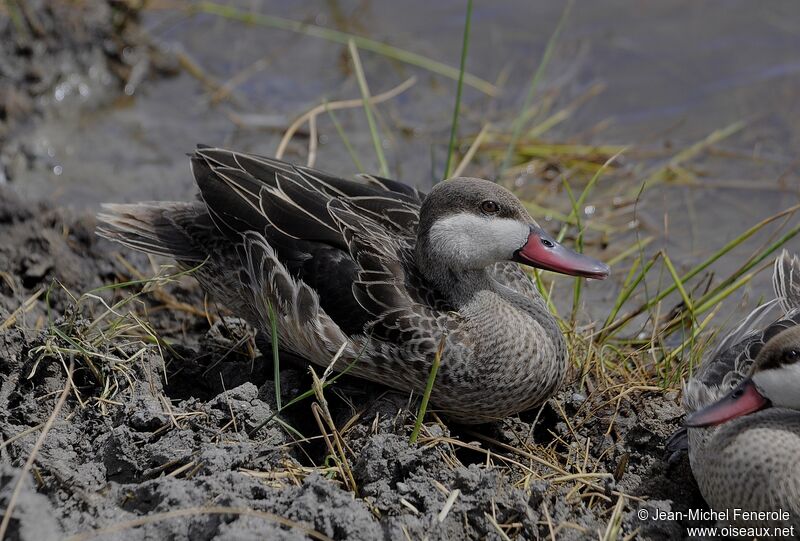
753, 364, 800, 409
428, 213, 529, 266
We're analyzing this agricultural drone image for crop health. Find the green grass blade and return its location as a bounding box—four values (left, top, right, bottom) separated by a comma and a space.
409, 336, 446, 444
349, 40, 390, 177
556, 174, 578, 243
693, 271, 758, 318
556, 149, 625, 243
274, 416, 306, 440
600, 253, 661, 336
532, 269, 559, 319
662, 306, 720, 368
651, 207, 798, 304
499, 0, 573, 175
558, 176, 584, 322
195, 1, 498, 96
325, 103, 365, 173
267, 300, 281, 411
693, 222, 800, 314
607, 204, 800, 335
443, 0, 473, 179
85, 259, 208, 296
662, 252, 694, 319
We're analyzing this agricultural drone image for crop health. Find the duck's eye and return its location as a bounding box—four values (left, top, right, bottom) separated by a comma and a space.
785, 349, 799, 362
480, 200, 500, 214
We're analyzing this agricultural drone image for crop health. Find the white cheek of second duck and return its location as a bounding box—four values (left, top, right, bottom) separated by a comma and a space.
752, 364, 800, 409
428, 213, 530, 269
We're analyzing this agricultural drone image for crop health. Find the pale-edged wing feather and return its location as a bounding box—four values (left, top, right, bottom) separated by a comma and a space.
98, 147, 528, 368
684, 251, 800, 413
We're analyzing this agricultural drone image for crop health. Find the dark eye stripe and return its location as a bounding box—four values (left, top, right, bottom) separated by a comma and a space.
758, 348, 800, 372
751, 324, 800, 372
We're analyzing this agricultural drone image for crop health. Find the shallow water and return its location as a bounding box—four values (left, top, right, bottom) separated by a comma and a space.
10, 0, 800, 315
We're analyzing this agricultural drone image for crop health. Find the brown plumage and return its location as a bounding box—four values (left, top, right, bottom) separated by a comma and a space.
98, 147, 609, 423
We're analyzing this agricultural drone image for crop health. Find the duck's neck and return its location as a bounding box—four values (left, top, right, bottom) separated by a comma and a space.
419, 255, 562, 347
439, 268, 495, 307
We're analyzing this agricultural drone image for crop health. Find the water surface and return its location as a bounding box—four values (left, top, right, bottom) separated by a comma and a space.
13, 0, 800, 316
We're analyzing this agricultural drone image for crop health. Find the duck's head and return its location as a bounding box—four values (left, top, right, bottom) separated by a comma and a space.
686, 325, 800, 427
416, 178, 609, 279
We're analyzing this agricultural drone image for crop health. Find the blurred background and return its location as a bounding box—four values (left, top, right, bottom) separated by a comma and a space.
2, 0, 799, 315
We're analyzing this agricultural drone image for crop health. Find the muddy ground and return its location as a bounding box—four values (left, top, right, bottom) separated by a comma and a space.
0, 2, 710, 540
0, 197, 707, 540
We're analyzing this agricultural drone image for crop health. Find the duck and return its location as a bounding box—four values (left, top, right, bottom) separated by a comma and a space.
97, 146, 609, 423
680, 250, 800, 532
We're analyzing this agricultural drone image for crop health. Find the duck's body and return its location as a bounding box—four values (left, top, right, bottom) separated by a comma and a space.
682, 251, 800, 532
99, 147, 608, 423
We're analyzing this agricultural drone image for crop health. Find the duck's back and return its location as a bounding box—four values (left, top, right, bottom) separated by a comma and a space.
101, 148, 418, 332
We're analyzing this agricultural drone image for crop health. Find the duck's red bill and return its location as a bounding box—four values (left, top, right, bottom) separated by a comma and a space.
514, 226, 610, 280
684, 379, 769, 427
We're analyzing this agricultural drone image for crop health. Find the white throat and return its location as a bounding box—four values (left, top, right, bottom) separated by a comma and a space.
753, 363, 800, 409
427, 212, 529, 269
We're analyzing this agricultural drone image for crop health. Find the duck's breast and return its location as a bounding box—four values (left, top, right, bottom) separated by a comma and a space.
689, 408, 800, 529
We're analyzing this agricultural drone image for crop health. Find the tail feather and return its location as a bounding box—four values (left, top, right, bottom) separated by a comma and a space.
97, 202, 210, 263
773, 249, 800, 312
